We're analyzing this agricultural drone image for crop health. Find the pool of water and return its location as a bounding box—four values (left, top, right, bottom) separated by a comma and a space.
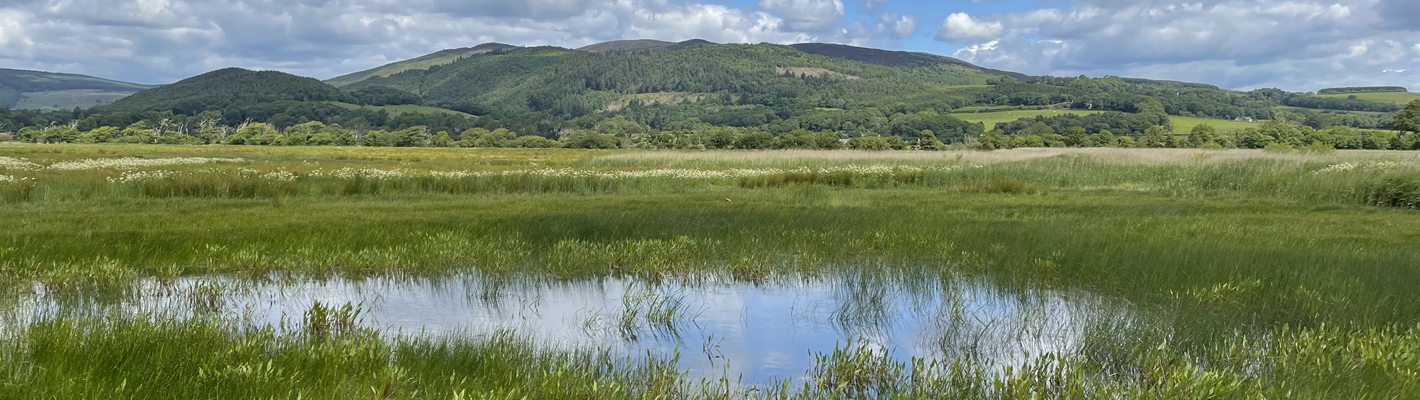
5, 273, 1134, 384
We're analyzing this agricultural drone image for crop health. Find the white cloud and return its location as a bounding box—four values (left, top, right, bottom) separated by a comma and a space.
935, 12, 1001, 43
0, 9, 35, 54
876, 13, 916, 38
758, 0, 846, 31
0, 0, 882, 83
944, 0, 1420, 90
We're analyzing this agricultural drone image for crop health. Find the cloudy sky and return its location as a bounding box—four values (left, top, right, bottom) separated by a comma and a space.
0, 0, 1416, 91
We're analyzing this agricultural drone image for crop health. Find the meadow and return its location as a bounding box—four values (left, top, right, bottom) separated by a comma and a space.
2, 144, 1420, 398
952, 108, 1257, 134
1318, 91, 1420, 106
951, 109, 1102, 129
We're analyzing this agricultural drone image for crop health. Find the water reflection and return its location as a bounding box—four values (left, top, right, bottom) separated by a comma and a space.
5, 273, 1133, 385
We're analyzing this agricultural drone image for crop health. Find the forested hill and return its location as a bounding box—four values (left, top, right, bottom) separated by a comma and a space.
2, 40, 1415, 150
789, 43, 1025, 78
103, 68, 344, 115
0, 68, 154, 110
326, 43, 518, 87
343, 42, 1005, 116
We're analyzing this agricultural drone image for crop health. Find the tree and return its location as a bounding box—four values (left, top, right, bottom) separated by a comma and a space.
1064, 126, 1088, 147
1395, 100, 1420, 134
848, 135, 892, 151
917, 129, 945, 150
1187, 124, 1220, 148
1089, 130, 1117, 147
430, 131, 454, 147
561, 131, 620, 149
1142, 126, 1170, 148
733, 130, 774, 149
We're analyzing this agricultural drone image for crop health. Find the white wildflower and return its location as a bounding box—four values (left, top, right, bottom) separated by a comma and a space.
260, 171, 298, 182
48, 157, 245, 171
0, 156, 40, 171
107, 170, 180, 183
1312, 161, 1417, 175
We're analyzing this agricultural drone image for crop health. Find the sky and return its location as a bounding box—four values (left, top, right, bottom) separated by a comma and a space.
0, 0, 1416, 91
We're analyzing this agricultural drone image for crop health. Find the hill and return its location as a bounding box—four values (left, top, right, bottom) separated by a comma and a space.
0, 68, 154, 110
789, 43, 1027, 78
1317, 91, 1420, 106
4, 39, 1408, 146
577, 39, 713, 53
326, 43, 518, 87
104, 68, 343, 114
345, 43, 1001, 117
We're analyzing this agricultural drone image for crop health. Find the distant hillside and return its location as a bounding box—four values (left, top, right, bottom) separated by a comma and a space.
789, 43, 1027, 78
3, 39, 1403, 141
1318, 86, 1407, 95
105, 68, 343, 114
578, 39, 713, 53
326, 43, 518, 87
0, 68, 154, 110
346, 43, 1000, 116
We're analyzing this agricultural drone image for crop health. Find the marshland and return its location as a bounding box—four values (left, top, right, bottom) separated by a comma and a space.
3, 143, 1420, 398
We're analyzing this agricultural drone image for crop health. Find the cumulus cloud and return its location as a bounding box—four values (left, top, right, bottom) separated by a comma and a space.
944, 0, 1420, 90
935, 13, 1002, 43
0, 0, 880, 83
0, 9, 35, 54
878, 13, 917, 38
2, 0, 1415, 92
758, 0, 846, 31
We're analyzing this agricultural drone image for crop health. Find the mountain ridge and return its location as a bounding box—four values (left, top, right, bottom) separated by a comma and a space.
0, 68, 155, 110
325, 40, 1020, 89
326, 43, 520, 87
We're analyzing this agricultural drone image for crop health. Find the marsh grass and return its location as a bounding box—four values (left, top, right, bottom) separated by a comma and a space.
616, 284, 701, 341
4, 145, 1420, 397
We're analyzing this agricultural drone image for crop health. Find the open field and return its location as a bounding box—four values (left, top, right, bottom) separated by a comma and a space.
14, 89, 141, 110
953, 109, 1260, 134
1318, 91, 1420, 105
951, 109, 1102, 129
3, 145, 1420, 398
1170, 115, 1259, 133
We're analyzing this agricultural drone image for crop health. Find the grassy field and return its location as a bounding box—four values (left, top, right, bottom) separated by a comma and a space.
326, 101, 474, 117
953, 109, 1258, 134
3, 145, 1420, 398
1318, 91, 1420, 105
14, 89, 141, 110
1171, 115, 1258, 133
951, 109, 1102, 129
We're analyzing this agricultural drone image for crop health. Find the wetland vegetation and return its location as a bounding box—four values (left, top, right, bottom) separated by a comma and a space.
2, 144, 1420, 398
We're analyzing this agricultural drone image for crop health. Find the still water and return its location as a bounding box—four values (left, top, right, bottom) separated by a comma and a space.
9, 273, 1133, 384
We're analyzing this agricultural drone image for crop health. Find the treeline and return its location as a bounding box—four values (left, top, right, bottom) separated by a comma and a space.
979, 116, 1420, 151
0, 119, 937, 151
9, 114, 1417, 152
980, 76, 1403, 124
1318, 87, 1407, 94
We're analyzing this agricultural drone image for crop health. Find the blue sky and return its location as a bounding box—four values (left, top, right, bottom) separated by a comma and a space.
0, 0, 1415, 91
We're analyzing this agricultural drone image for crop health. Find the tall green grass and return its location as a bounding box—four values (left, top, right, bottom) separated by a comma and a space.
4, 145, 1420, 397
4, 312, 1417, 398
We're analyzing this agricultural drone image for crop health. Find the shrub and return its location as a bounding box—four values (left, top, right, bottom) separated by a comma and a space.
1263, 142, 1296, 153
562, 131, 620, 149
0, 132, 12, 142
